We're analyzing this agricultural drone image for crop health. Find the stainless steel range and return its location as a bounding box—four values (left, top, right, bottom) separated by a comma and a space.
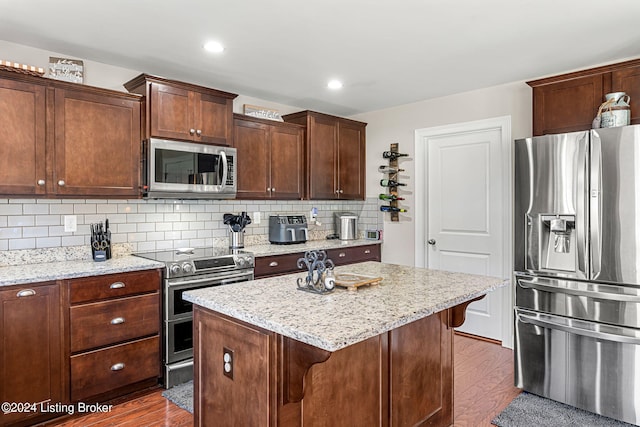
134, 247, 254, 388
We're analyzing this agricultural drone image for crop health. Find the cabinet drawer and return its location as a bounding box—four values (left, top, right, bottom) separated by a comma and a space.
69, 269, 161, 304
327, 245, 381, 266
255, 252, 304, 278
70, 292, 159, 353
70, 336, 159, 402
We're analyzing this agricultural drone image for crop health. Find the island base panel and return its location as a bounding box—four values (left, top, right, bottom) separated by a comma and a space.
193, 306, 455, 426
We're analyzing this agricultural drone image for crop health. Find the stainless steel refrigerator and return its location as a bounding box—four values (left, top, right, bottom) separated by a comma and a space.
514, 124, 640, 425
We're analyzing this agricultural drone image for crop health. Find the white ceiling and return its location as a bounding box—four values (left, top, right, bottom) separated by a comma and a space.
1, 0, 640, 116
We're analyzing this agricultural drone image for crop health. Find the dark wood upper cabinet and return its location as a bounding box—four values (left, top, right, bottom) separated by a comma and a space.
0, 76, 47, 196
233, 114, 304, 199
612, 66, 640, 125
125, 74, 237, 146
53, 87, 141, 197
528, 58, 640, 136
0, 70, 142, 198
283, 110, 366, 200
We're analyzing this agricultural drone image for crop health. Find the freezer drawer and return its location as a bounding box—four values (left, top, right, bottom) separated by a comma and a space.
515, 274, 640, 328
515, 308, 640, 425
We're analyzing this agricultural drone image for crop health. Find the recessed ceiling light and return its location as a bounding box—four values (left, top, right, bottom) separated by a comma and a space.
327, 80, 343, 90
203, 40, 224, 53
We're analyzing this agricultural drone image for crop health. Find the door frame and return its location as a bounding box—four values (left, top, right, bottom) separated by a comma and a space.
414, 116, 513, 348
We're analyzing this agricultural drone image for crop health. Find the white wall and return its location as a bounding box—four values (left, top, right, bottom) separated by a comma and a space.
351, 82, 532, 265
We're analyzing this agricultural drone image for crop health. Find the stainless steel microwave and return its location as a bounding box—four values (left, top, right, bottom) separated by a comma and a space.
142, 138, 237, 199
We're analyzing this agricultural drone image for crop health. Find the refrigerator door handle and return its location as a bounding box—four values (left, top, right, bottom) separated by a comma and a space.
517, 310, 640, 345
590, 132, 602, 279
517, 277, 640, 302
577, 133, 589, 278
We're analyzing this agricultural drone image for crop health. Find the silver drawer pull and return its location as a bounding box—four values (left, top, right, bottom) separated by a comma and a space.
110, 363, 125, 371
269, 261, 279, 267
109, 282, 125, 289
110, 317, 125, 325
364, 250, 371, 254
16, 289, 36, 298
338, 252, 346, 257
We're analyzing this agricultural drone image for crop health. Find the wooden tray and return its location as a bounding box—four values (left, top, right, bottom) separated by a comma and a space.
334, 273, 382, 291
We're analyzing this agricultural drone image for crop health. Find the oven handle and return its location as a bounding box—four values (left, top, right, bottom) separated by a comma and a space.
517, 310, 640, 345
167, 272, 254, 287
517, 277, 640, 302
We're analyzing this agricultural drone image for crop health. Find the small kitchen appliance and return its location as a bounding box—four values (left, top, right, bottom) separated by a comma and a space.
334, 212, 358, 240
269, 215, 308, 244
134, 247, 254, 388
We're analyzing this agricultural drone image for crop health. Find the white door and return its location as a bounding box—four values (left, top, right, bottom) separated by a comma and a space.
416, 118, 511, 343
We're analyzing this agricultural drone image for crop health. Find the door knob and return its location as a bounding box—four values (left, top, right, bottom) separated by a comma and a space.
428, 239, 436, 245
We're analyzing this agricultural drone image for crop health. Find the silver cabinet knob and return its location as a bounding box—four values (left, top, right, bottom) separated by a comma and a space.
339, 189, 344, 193
271, 188, 275, 192
196, 129, 202, 136
269, 261, 279, 267
58, 180, 65, 186
428, 239, 436, 245
110, 317, 125, 325
110, 362, 125, 371
37, 179, 45, 186
189, 128, 196, 135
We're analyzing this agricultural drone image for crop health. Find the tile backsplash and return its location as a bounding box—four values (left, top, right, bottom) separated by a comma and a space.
0, 198, 381, 265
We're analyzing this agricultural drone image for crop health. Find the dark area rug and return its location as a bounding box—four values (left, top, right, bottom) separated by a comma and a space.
161, 380, 193, 414
492, 392, 636, 427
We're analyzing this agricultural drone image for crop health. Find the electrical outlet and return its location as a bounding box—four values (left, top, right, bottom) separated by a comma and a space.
223, 347, 234, 379
64, 215, 77, 232
253, 211, 261, 225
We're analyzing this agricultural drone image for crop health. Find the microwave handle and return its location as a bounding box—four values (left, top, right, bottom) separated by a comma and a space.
219, 150, 228, 190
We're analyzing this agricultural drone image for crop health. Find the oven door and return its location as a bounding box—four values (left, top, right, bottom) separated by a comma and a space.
166, 317, 194, 364
144, 138, 236, 199
165, 270, 254, 321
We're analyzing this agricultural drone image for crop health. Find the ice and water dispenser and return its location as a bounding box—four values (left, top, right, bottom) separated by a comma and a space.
527, 214, 578, 273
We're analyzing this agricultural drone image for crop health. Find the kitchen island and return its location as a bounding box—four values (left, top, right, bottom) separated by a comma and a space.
183, 261, 506, 426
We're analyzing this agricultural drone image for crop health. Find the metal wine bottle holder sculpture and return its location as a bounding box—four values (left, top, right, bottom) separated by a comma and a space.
296, 250, 336, 294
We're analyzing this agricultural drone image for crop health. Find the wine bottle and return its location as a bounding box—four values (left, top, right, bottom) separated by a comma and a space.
379, 193, 405, 201
380, 179, 406, 187
378, 165, 405, 174
382, 151, 409, 160
380, 205, 407, 212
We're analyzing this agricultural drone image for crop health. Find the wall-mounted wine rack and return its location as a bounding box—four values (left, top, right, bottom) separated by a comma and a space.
379, 143, 407, 222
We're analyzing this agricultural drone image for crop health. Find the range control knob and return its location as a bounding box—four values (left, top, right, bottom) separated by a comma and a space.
182, 263, 194, 274
170, 264, 182, 276
236, 257, 246, 267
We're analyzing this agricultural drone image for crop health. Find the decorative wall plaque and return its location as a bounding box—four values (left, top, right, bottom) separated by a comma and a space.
243, 104, 283, 121
48, 57, 84, 83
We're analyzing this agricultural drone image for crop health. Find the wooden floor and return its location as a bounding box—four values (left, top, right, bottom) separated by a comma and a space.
50, 334, 520, 426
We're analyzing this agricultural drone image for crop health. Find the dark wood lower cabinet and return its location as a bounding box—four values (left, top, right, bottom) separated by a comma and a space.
0, 282, 66, 427
194, 306, 454, 426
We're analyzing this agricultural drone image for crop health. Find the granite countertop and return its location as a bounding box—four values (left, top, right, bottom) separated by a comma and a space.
0, 256, 164, 287
184, 261, 507, 352
246, 238, 381, 257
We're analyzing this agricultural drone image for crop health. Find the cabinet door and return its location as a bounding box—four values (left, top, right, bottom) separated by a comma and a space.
308, 115, 338, 199
337, 121, 365, 199
234, 118, 271, 199
0, 282, 65, 426
54, 87, 141, 197
149, 82, 193, 141
195, 92, 233, 145
0, 78, 47, 195
612, 65, 640, 125
270, 125, 304, 199
532, 74, 603, 136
